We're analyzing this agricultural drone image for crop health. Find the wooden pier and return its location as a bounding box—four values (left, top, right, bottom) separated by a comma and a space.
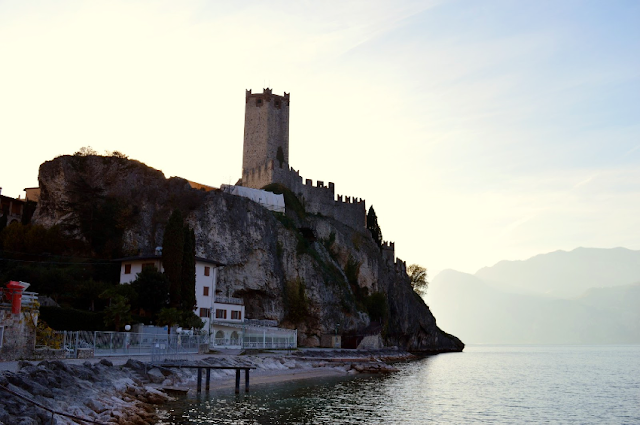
156, 364, 256, 394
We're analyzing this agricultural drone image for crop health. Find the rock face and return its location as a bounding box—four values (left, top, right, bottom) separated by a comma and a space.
33, 155, 463, 353
0, 359, 170, 425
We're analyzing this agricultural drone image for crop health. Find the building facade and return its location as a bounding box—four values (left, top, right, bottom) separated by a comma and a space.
118, 255, 224, 331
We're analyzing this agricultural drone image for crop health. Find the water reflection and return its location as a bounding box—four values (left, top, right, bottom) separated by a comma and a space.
158, 346, 640, 424
159, 370, 403, 424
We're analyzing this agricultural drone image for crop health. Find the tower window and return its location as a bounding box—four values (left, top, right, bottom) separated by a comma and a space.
275, 100, 281, 108
256, 99, 263, 106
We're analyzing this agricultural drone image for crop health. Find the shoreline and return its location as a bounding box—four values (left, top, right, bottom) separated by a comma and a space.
0, 348, 414, 424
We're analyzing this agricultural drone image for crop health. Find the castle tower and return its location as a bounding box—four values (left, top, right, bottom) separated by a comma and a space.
242, 88, 290, 177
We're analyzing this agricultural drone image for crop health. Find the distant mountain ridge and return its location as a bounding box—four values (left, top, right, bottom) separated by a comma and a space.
475, 247, 640, 298
428, 247, 640, 344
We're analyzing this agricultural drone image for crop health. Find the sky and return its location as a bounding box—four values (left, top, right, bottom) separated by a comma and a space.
1, 0, 639, 276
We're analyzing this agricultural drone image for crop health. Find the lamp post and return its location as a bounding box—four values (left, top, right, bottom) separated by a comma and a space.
124, 324, 131, 353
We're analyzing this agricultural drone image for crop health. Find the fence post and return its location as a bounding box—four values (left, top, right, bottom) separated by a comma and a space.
74, 331, 79, 359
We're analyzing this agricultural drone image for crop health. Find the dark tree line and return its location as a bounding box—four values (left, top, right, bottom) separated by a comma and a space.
367, 206, 383, 249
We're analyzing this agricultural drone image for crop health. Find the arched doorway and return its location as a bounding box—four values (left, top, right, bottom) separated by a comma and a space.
215, 330, 225, 346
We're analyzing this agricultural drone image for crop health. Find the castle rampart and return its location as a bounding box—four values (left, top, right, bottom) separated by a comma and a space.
242, 159, 366, 230
381, 241, 396, 264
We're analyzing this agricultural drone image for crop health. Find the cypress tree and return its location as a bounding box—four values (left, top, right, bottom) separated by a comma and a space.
367, 206, 383, 250
162, 209, 184, 308
180, 226, 196, 312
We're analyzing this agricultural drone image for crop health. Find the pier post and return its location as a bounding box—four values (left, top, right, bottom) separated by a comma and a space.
197, 367, 202, 393
206, 368, 211, 391
245, 369, 250, 392
235, 369, 240, 394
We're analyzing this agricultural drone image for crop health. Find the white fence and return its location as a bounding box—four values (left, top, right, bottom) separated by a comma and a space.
62, 331, 207, 359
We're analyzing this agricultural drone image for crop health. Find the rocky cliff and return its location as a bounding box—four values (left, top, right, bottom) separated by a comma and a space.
33, 154, 464, 352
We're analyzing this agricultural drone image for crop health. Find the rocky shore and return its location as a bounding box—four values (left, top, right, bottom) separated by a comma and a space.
0, 350, 415, 424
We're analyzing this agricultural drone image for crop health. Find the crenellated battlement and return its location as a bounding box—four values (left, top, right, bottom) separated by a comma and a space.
381, 240, 396, 264
241, 158, 366, 229
246, 88, 290, 105
394, 258, 407, 275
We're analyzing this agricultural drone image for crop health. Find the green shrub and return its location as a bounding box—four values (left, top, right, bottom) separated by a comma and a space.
364, 292, 388, 323
344, 255, 361, 285
284, 278, 309, 323
262, 183, 306, 219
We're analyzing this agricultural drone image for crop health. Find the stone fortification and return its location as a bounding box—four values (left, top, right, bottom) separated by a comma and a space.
243, 88, 290, 174
240, 88, 368, 232
242, 159, 366, 230
382, 241, 397, 265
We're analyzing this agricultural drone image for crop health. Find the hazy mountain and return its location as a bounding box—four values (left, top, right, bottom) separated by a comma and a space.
428, 248, 640, 344
475, 247, 640, 298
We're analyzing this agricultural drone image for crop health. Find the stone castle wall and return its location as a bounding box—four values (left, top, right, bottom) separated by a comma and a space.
243, 89, 290, 173
242, 159, 367, 230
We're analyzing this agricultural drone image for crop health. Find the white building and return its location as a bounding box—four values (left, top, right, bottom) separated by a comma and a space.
118, 254, 297, 350
117, 254, 226, 331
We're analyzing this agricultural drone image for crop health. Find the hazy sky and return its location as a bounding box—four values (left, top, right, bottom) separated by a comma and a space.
1, 0, 639, 276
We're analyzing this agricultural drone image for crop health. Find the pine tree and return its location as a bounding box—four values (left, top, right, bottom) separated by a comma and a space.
162, 209, 184, 308
367, 206, 383, 249
180, 226, 196, 312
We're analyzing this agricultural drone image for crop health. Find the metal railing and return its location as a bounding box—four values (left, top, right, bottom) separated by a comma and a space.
215, 296, 244, 305
36, 331, 207, 359
245, 319, 279, 328
0, 290, 39, 309
93, 331, 206, 358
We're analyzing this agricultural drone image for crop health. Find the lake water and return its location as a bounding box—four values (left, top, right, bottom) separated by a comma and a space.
158, 345, 640, 424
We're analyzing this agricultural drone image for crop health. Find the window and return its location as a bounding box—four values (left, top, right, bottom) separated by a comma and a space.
142, 262, 155, 270
199, 308, 210, 318
216, 309, 227, 319
231, 311, 242, 320
275, 100, 281, 108
203, 286, 209, 296
256, 99, 262, 106
124, 264, 132, 274
204, 266, 210, 276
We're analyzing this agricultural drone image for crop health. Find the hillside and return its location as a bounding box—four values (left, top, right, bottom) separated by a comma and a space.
31, 154, 463, 352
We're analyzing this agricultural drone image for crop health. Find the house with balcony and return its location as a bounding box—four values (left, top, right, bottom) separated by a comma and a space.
117, 253, 224, 330
117, 252, 297, 350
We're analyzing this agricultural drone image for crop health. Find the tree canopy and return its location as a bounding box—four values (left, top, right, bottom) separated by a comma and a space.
408, 264, 428, 296
131, 266, 170, 317
162, 209, 184, 308
366, 206, 383, 249
180, 226, 196, 312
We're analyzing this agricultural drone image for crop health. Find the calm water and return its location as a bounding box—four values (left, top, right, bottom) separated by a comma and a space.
158, 345, 640, 424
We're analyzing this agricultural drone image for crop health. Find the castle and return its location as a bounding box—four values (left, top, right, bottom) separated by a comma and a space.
239, 88, 367, 231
